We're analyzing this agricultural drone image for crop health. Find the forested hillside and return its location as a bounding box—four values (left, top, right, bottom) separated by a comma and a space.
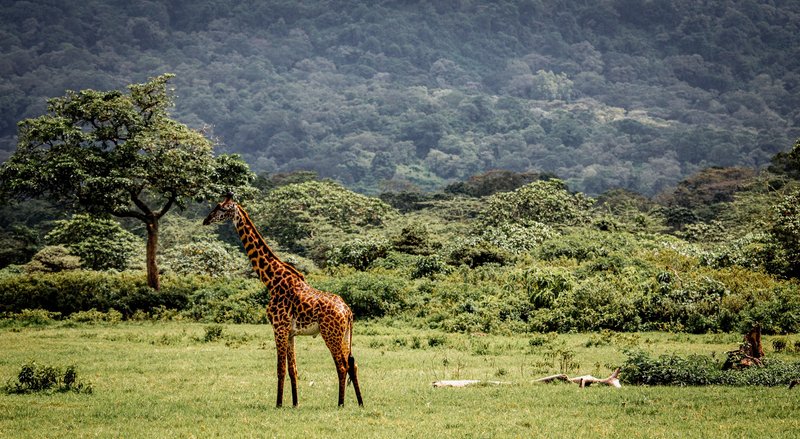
1, 0, 799, 194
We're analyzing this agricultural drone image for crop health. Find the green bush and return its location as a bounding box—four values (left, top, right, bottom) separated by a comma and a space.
45, 214, 139, 271
252, 181, 396, 251
161, 241, 248, 277
313, 272, 407, 318
4, 361, 92, 394
392, 223, 439, 255
0, 271, 204, 317
447, 238, 511, 268
480, 179, 594, 228
327, 237, 391, 271
621, 350, 800, 387
69, 308, 123, 324
411, 255, 450, 279
24, 245, 81, 273
203, 324, 225, 342
478, 222, 555, 254
0, 309, 61, 327
183, 279, 267, 324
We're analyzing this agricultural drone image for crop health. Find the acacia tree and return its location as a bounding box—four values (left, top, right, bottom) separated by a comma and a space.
0, 74, 253, 289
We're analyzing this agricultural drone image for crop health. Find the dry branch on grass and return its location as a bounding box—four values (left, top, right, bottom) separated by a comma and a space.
432, 380, 512, 388
533, 368, 622, 388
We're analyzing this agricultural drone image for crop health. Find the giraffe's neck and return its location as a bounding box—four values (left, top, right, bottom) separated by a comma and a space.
233, 205, 304, 290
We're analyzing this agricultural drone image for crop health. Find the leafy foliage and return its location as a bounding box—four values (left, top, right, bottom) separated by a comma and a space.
160, 241, 247, 277
24, 245, 81, 273
0, 75, 249, 213
768, 188, 800, 278
251, 181, 396, 251
480, 180, 594, 227
621, 350, 800, 387
313, 272, 406, 318
4, 361, 92, 394
326, 237, 391, 271
45, 214, 139, 271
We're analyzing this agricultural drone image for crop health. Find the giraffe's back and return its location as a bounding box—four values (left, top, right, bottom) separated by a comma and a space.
276, 283, 352, 339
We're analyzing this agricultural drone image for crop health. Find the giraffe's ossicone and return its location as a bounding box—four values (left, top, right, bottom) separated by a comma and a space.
204, 194, 363, 407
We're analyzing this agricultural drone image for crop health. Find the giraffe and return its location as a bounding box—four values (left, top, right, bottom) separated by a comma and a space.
203, 194, 363, 407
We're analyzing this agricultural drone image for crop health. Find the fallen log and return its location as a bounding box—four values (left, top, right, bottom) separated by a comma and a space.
432, 380, 511, 388
533, 368, 621, 388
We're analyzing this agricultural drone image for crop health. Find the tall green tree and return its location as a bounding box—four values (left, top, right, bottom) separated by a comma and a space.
0, 74, 253, 289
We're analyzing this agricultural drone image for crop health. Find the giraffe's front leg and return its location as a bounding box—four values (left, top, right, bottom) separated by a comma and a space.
274, 328, 290, 408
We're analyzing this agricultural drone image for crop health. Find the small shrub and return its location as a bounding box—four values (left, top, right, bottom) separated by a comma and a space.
772, 338, 788, 353
411, 255, 450, 279
4, 361, 92, 394
544, 344, 579, 373
428, 334, 447, 348
528, 333, 552, 348
69, 308, 123, 324
24, 245, 81, 273
1, 309, 61, 326
327, 237, 392, 271
447, 238, 511, 268
203, 324, 224, 342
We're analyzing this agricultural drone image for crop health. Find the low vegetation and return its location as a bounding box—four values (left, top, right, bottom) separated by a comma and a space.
1, 322, 799, 438
3, 361, 92, 395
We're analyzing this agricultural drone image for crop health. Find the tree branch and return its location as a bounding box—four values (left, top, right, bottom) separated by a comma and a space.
156, 189, 177, 219
129, 189, 153, 217
533, 368, 621, 388
110, 209, 147, 222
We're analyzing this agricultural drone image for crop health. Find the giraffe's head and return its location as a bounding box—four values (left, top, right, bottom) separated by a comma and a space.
203, 192, 238, 225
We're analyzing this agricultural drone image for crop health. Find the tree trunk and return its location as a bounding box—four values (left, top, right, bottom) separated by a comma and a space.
146, 218, 160, 290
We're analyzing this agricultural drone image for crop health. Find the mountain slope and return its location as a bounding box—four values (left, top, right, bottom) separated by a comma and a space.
1, 0, 798, 195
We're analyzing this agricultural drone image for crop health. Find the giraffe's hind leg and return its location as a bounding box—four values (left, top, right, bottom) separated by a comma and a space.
336, 356, 348, 407
322, 330, 350, 406
347, 354, 364, 406
287, 336, 299, 407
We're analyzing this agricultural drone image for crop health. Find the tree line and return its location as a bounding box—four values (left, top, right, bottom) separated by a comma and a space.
1, 75, 799, 335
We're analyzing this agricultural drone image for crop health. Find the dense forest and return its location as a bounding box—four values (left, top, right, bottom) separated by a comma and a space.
2, 1, 800, 335
1, 0, 799, 195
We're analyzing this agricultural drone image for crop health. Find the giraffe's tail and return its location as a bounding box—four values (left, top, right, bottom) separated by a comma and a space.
345, 313, 364, 406
346, 313, 355, 386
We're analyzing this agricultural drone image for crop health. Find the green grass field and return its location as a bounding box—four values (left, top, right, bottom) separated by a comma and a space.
1, 321, 799, 438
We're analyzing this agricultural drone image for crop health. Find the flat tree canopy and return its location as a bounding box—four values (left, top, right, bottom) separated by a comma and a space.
0, 74, 253, 289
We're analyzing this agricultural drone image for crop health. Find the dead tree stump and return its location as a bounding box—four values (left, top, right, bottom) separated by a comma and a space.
722, 324, 764, 370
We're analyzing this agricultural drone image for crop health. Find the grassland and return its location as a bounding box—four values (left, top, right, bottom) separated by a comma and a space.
1, 321, 799, 438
